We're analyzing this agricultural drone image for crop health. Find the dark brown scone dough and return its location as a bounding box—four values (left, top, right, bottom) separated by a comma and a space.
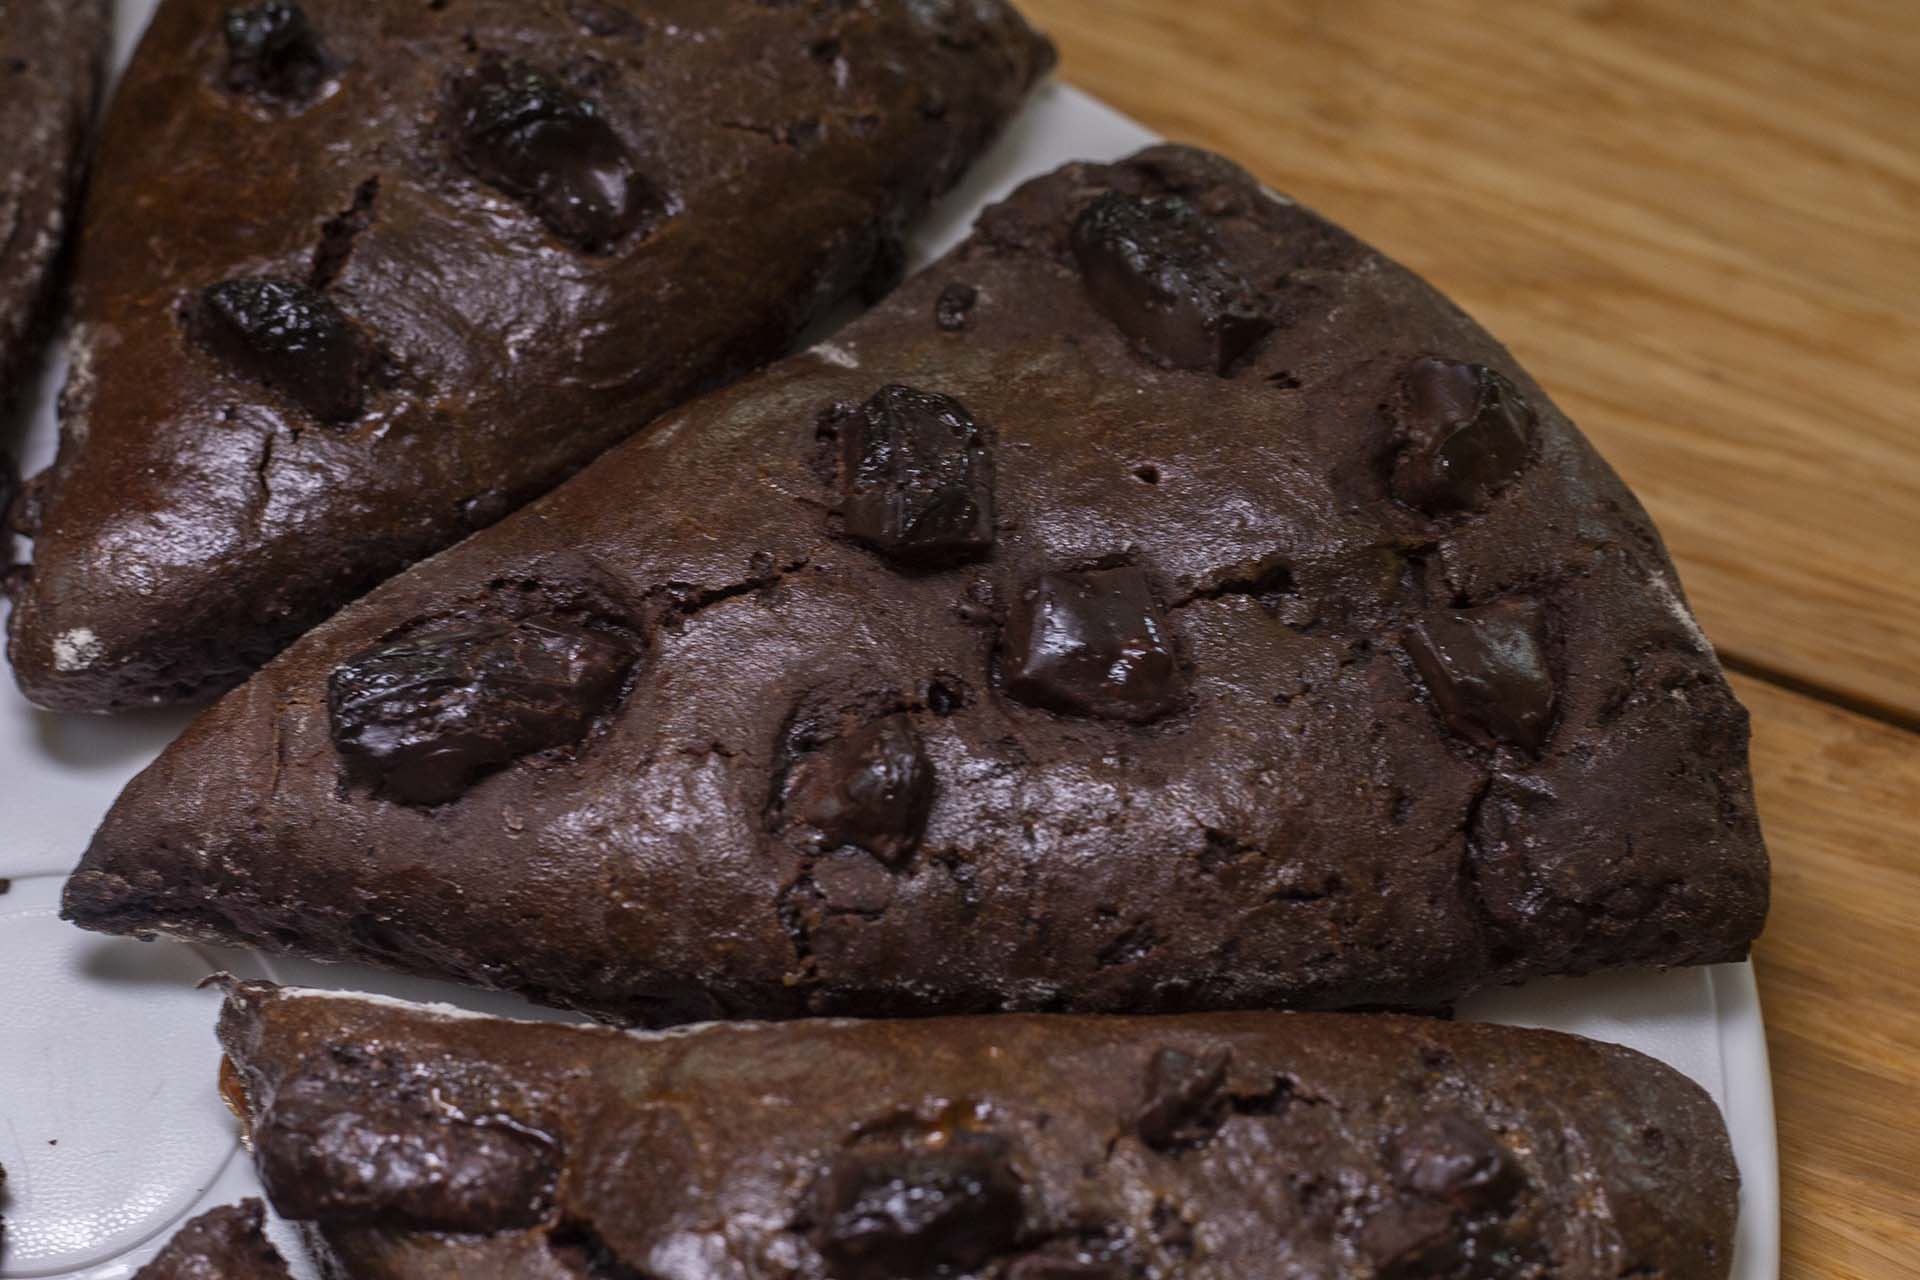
133, 1200, 294, 1280
8, 0, 1054, 711
218, 982, 1739, 1279
66, 146, 1769, 1022
0, 0, 110, 560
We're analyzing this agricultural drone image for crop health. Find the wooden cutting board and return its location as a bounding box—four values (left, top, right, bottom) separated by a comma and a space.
1014, 1, 1920, 1276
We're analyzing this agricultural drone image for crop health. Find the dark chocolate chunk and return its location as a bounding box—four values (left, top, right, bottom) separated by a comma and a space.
841, 384, 995, 565
191, 278, 367, 424
256, 1075, 555, 1233
328, 618, 637, 806
784, 713, 935, 865
1070, 191, 1271, 373
935, 282, 979, 331
224, 2, 332, 101
455, 62, 660, 253
1403, 599, 1555, 753
1391, 358, 1537, 515
1136, 1046, 1231, 1151
1390, 1113, 1525, 1213
810, 1131, 1025, 1279
1004, 566, 1184, 722
1358, 1196, 1467, 1280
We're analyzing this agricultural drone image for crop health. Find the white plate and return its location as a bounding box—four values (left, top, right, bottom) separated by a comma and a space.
0, 4, 1778, 1276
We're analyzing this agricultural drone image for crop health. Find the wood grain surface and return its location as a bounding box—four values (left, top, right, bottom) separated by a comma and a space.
1012, 1, 1920, 1276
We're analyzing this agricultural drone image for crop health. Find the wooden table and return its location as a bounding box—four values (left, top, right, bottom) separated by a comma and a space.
1015, 1, 1920, 1275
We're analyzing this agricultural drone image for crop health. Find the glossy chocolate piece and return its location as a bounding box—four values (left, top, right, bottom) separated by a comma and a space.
810, 1132, 1026, 1279
257, 1074, 555, 1232
841, 383, 995, 565
1391, 1112, 1525, 1212
1404, 599, 1556, 752
133, 1200, 293, 1280
1070, 191, 1271, 373
1392, 357, 1538, 516
1135, 1046, 1231, 1151
935, 281, 979, 331
192, 278, 367, 424
215, 984, 1742, 1280
223, 2, 332, 101
783, 713, 935, 865
455, 61, 659, 253
1005, 566, 1183, 722
328, 618, 635, 805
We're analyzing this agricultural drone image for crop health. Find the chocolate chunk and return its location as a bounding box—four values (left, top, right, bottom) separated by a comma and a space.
455, 63, 660, 253
1135, 1046, 1231, 1151
191, 278, 367, 424
1070, 192, 1271, 373
567, 0, 646, 39
1403, 599, 1555, 753
811, 1132, 1025, 1279
256, 1075, 555, 1232
1358, 1196, 1466, 1280
328, 618, 637, 806
1004, 566, 1184, 722
784, 714, 936, 865
935, 282, 979, 331
1389, 1113, 1525, 1213
841, 384, 995, 565
1391, 358, 1537, 515
224, 2, 332, 101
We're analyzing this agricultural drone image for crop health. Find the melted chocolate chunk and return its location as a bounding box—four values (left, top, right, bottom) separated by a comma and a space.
256, 1075, 555, 1232
1391, 358, 1538, 515
1135, 1046, 1231, 1151
935, 282, 979, 331
328, 618, 636, 806
841, 384, 995, 565
784, 714, 935, 865
1070, 192, 1271, 373
1004, 566, 1184, 723
1358, 1196, 1467, 1280
224, 2, 332, 101
1403, 599, 1555, 753
455, 62, 660, 253
1390, 1113, 1525, 1213
811, 1132, 1025, 1279
192, 278, 367, 424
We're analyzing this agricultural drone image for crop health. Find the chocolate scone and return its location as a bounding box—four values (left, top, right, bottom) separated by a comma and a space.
217, 982, 1740, 1278
134, 1200, 295, 1280
65, 146, 1770, 1022
7, 0, 1054, 711
0, 0, 111, 551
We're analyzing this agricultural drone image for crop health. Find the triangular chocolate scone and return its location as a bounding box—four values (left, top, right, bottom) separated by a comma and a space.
7, 0, 1053, 710
0, 0, 107, 399
217, 982, 1740, 1278
0, 0, 110, 539
134, 1201, 294, 1280
66, 146, 1769, 1021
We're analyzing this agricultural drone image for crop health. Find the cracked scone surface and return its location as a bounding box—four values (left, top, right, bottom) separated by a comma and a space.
8, 0, 1054, 711
217, 983, 1739, 1279
133, 1200, 294, 1280
64, 146, 1769, 1022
